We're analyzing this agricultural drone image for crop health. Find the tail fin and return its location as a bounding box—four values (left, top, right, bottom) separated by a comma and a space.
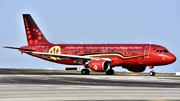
23, 14, 51, 46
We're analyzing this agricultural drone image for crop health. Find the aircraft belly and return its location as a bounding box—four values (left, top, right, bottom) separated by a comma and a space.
122, 58, 152, 66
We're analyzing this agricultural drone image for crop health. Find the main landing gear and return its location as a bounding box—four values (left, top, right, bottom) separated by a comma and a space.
149, 66, 155, 76
81, 68, 115, 75
106, 69, 114, 75
81, 68, 90, 75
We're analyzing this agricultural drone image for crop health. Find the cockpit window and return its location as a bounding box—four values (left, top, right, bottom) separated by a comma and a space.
156, 50, 160, 53
164, 50, 169, 52
156, 50, 169, 53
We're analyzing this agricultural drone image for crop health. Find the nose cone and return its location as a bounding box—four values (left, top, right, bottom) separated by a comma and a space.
167, 53, 176, 64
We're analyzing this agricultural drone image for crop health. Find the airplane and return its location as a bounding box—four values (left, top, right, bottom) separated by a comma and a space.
4, 14, 176, 76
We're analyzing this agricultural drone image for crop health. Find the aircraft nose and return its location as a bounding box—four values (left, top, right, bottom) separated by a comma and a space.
166, 53, 176, 63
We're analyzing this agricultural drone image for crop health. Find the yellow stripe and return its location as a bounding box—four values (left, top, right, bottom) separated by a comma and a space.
83, 53, 144, 59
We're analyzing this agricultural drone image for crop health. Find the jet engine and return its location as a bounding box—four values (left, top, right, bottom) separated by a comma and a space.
122, 66, 146, 72
88, 60, 110, 72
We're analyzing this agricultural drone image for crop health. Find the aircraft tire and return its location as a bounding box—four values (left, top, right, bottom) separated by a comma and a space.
106, 69, 114, 75
149, 71, 155, 76
81, 69, 90, 75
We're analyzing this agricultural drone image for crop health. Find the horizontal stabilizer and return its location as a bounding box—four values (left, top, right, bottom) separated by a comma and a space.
3, 46, 35, 51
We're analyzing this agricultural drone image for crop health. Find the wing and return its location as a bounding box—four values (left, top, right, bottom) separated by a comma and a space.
28, 51, 145, 62
4, 46, 145, 62
27, 51, 112, 62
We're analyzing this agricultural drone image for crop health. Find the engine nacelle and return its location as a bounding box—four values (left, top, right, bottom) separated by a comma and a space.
122, 66, 146, 72
88, 60, 110, 72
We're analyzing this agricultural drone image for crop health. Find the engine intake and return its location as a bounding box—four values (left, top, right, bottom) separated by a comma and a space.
88, 60, 110, 72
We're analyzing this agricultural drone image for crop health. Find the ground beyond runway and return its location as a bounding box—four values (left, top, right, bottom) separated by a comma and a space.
0, 75, 180, 101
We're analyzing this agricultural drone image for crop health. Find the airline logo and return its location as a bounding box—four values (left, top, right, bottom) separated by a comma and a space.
94, 65, 98, 70
48, 46, 61, 60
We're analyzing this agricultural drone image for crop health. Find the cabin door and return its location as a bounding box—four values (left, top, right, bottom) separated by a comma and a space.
144, 46, 151, 58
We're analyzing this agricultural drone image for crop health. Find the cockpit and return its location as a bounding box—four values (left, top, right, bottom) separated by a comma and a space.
150, 46, 176, 66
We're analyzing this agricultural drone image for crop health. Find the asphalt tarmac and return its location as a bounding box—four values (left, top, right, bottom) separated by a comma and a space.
0, 74, 180, 101
0, 68, 176, 76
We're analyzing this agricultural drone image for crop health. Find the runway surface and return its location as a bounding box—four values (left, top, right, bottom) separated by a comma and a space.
0, 75, 180, 101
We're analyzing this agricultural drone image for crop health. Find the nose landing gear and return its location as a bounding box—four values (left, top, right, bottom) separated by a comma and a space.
149, 71, 155, 76
148, 66, 155, 76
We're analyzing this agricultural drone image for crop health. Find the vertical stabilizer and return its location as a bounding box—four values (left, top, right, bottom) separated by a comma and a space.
23, 14, 50, 45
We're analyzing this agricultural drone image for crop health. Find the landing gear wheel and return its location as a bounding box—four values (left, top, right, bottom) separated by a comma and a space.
81, 69, 90, 75
106, 69, 114, 75
149, 71, 155, 76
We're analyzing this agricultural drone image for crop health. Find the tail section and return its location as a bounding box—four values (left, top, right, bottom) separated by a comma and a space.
23, 14, 51, 46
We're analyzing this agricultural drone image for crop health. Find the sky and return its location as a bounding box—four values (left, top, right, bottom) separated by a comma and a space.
0, 0, 180, 73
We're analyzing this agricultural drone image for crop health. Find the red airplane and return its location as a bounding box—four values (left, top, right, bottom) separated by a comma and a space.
4, 14, 176, 76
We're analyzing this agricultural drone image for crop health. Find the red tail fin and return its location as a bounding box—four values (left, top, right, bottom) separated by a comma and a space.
23, 14, 51, 46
